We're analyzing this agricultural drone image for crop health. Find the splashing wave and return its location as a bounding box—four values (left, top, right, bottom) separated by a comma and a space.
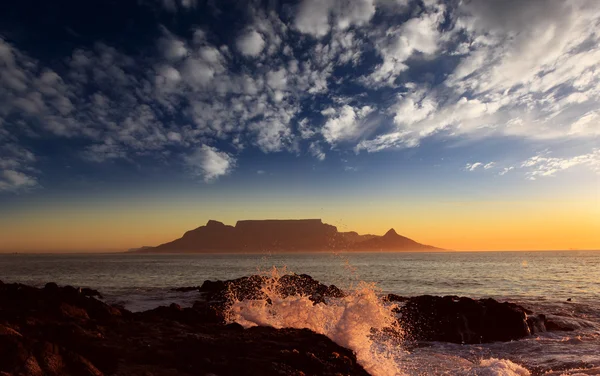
225, 267, 532, 376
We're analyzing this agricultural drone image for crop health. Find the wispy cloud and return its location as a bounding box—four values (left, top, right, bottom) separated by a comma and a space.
0, 170, 38, 192
465, 162, 483, 171
520, 150, 600, 180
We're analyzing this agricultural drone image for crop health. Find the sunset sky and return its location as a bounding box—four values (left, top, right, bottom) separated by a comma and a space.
0, 0, 599, 252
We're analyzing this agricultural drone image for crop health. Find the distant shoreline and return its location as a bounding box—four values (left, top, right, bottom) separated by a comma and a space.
1, 249, 599, 255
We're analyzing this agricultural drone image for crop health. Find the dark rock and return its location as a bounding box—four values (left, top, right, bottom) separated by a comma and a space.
62, 285, 78, 296
79, 288, 103, 299
44, 282, 58, 291
58, 303, 90, 321
0, 274, 561, 376
199, 279, 227, 294
200, 273, 345, 308
0, 280, 369, 375
384, 294, 408, 303
544, 315, 578, 331
397, 295, 544, 344
224, 322, 244, 331
527, 314, 547, 333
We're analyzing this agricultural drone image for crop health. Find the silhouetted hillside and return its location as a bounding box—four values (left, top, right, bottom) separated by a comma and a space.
134, 219, 444, 253
352, 228, 443, 251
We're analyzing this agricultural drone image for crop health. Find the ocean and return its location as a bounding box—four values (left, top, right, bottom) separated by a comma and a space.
1, 251, 599, 375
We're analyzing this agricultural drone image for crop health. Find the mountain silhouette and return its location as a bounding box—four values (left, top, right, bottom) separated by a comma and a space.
132, 219, 444, 253
351, 228, 443, 251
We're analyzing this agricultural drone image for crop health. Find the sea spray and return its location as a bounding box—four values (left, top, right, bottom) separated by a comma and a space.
459, 358, 531, 376
225, 267, 407, 376
223, 266, 535, 376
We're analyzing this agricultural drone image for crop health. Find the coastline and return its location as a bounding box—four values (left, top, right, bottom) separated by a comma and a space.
2, 272, 594, 376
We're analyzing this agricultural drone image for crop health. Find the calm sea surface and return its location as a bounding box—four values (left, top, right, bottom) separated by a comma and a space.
1, 251, 598, 306
1, 251, 599, 374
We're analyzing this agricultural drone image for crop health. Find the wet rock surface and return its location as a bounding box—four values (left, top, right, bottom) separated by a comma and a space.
0, 280, 368, 376
0, 275, 564, 375
199, 273, 345, 304
387, 294, 551, 344
180, 275, 560, 346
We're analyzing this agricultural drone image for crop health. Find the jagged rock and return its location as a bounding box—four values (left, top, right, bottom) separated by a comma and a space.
79, 288, 103, 299
0, 274, 560, 376
395, 295, 546, 344
0, 281, 369, 376
198, 273, 345, 307
383, 293, 408, 303
542, 314, 596, 332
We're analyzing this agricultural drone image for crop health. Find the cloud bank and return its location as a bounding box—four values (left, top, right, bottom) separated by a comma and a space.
1, 0, 599, 190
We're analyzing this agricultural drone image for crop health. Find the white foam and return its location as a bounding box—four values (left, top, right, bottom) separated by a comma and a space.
225, 267, 406, 376
224, 267, 535, 376
460, 358, 531, 376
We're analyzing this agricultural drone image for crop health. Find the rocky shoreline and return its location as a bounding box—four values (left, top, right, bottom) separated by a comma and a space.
0, 275, 568, 376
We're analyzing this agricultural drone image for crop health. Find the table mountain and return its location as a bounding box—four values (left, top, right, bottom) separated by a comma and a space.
133, 219, 444, 253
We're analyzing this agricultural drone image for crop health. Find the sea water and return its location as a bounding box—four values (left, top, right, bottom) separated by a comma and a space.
1, 251, 599, 375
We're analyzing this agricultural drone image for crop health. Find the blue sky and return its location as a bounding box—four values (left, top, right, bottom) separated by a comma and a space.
0, 0, 599, 251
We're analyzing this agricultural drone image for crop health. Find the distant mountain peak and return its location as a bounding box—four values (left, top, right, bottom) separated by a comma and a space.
133, 218, 445, 253
206, 220, 225, 227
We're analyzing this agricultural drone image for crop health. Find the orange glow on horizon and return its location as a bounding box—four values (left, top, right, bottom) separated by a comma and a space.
0, 197, 598, 252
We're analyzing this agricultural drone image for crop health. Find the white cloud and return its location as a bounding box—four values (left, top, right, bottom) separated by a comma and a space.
366, 9, 443, 86
356, 1, 600, 154
185, 145, 235, 182
294, 0, 376, 38
465, 162, 494, 175
0, 170, 37, 192
569, 111, 600, 136
236, 29, 265, 57
442, 0, 600, 140
3, 1, 600, 190
465, 161, 495, 171
250, 117, 294, 153
0, 130, 38, 192
465, 162, 483, 171
355, 131, 419, 153
519, 150, 600, 180
298, 118, 316, 139
294, 0, 331, 37
392, 91, 437, 127
309, 141, 326, 161
322, 105, 373, 144
266, 68, 287, 90
488, 150, 600, 179
158, 36, 188, 61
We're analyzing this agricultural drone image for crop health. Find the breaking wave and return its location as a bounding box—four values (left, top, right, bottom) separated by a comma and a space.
225, 267, 404, 375
224, 267, 533, 376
